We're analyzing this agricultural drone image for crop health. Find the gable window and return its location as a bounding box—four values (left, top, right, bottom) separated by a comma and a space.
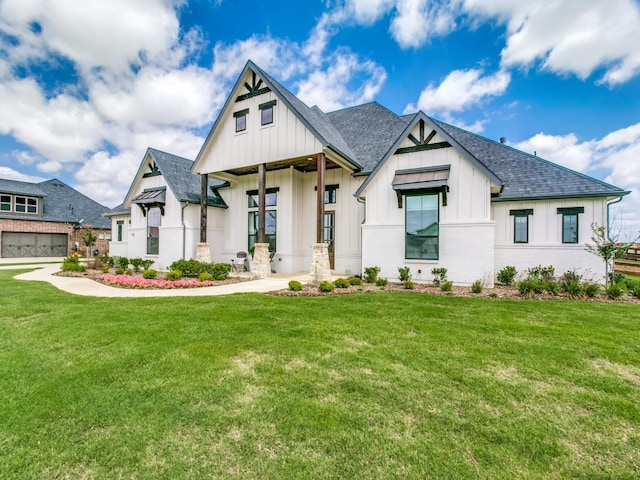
558, 207, 584, 244
14, 196, 38, 214
247, 188, 277, 252
259, 100, 276, 126
147, 207, 161, 255
234, 108, 249, 132
405, 193, 439, 260
510, 209, 533, 243
0, 195, 10, 211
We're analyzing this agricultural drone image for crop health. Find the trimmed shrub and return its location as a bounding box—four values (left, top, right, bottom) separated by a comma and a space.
497, 265, 517, 285
584, 283, 600, 298
518, 279, 544, 297
142, 269, 157, 279
405, 279, 415, 290
348, 277, 362, 286
117, 256, 130, 270
363, 266, 381, 283
543, 280, 560, 296
432, 268, 448, 287
397, 266, 411, 282
62, 255, 86, 273
199, 272, 213, 282
440, 280, 453, 292
606, 283, 625, 299
376, 277, 388, 287
125, 269, 133, 276
471, 280, 483, 294
630, 281, 640, 300
101, 266, 109, 273
115, 268, 124, 275
334, 277, 350, 289
288, 280, 303, 291
168, 259, 231, 280
318, 280, 335, 292
130, 258, 144, 272
165, 270, 183, 281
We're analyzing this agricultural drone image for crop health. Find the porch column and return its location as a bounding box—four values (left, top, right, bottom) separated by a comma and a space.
253, 163, 270, 278
195, 173, 212, 262
310, 153, 331, 284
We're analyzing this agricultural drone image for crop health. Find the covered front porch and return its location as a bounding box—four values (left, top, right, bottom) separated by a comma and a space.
198, 151, 363, 282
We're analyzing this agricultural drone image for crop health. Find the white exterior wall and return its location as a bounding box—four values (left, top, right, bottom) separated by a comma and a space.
212, 167, 364, 274
493, 198, 609, 283
361, 132, 495, 286
195, 73, 324, 175
107, 214, 130, 257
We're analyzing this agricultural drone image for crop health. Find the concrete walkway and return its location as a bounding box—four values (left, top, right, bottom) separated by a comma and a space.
0, 258, 305, 297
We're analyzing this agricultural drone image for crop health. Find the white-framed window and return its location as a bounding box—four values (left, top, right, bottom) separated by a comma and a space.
14, 195, 38, 214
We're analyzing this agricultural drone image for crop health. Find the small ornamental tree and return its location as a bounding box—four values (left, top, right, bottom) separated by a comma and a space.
80, 224, 98, 258
585, 222, 637, 286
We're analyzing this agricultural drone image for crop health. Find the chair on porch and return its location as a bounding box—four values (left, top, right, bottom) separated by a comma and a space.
231, 251, 248, 272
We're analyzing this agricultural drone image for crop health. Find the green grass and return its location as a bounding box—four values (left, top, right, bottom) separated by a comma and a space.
1, 269, 640, 479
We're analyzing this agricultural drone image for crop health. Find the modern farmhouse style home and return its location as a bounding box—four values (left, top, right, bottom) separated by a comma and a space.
110, 60, 629, 285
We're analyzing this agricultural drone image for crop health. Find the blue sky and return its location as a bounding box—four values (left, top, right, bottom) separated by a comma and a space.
1, 0, 639, 239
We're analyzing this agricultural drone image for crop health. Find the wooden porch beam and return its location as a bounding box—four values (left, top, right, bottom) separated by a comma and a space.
316, 153, 326, 243
258, 163, 266, 244
200, 174, 208, 243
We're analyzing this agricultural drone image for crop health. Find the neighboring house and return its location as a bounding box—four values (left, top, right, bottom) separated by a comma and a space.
105, 148, 227, 270
117, 60, 630, 284
0, 178, 111, 258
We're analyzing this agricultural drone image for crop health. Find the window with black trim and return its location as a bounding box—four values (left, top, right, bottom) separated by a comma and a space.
234, 108, 249, 132
558, 207, 584, 244
117, 220, 124, 242
510, 209, 533, 243
247, 188, 277, 252
405, 193, 439, 260
259, 100, 276, 126
147, 207, 161, 254
314, 184, 339, 204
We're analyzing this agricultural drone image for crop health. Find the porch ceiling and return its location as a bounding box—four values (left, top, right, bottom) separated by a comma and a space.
223, 155, 342, 177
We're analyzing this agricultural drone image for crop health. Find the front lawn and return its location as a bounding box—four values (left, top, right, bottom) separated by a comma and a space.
1, 269, 639, 479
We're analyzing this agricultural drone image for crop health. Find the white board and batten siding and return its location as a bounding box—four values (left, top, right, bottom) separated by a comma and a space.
493, 198, 609, 283
210, 167, 364, 274
196, 75, 324, 175
361, 131, 495, 286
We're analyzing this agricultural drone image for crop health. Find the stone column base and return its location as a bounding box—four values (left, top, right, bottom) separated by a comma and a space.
252, 243, 271, 279
195, 242, 212, 263
309, 243, 331, 285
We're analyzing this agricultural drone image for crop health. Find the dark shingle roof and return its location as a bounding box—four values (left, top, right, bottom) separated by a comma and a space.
0, 178, 111, 228
104, 203, 130, 217
147, 148, 227, 208
432, 120, 629, 200
327, 102, 412, 173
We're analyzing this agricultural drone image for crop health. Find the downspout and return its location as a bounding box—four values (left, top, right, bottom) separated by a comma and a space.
356, 196, 366, 276
606, 196, 624, 236
181, 202, 188, 260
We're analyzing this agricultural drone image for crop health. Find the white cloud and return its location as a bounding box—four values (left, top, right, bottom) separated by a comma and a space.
346, 0, 394, 24
0, 78, 104, 164
0, 0, 181, 75
514, 133, 596, 173
463, 0, 640, 85
405, 68, 511, 116
296, 54, 387, 111
390, 0, 458, 48
0, 166, 45, 183
90, 66, 220, 128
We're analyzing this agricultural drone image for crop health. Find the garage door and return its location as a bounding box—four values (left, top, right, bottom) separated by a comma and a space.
1, 232, 68, 258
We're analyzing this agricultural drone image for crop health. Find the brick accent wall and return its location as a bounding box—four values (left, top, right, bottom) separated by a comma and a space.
0, 219, 110, 257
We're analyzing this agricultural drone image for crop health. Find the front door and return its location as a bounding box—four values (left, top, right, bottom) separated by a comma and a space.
324, 211, 335, 269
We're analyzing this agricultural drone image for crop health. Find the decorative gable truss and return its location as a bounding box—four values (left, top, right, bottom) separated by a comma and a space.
236, 71, 271, 102
396, 120, 451, 154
